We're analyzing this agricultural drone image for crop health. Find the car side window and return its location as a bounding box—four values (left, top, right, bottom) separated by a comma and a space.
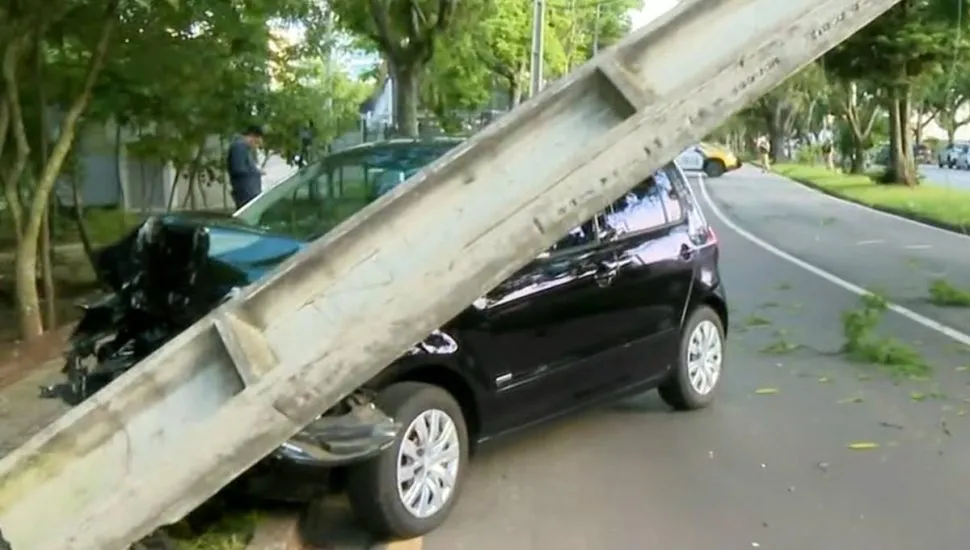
656, 165, 686, 223
603, 175, 667, 235
601, 165, 688, 237
548, 215, 604, 253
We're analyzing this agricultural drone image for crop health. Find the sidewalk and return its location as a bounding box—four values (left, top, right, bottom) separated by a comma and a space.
0, 358, 67, 459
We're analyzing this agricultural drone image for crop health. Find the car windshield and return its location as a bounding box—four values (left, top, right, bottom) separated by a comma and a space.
235, 140, 459, 241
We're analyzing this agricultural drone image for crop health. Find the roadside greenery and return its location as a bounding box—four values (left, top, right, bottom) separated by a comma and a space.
712, 0, 970, 185
774, 163, 970, 230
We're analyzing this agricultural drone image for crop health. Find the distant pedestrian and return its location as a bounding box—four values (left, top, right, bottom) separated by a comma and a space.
298, 120, 315, 167
227, 125, 264, 210
821, 139, 835, 171
756, 135, 771, 172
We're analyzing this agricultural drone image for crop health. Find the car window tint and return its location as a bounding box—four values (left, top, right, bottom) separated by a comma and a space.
549, 215, 603, 252
243, 144, 455, 240
603, 174, 668, 234
655, 166, 685, 222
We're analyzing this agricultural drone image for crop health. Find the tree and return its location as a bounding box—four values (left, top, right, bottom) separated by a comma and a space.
829, 78, 885, 173
825, 0, 967, 185
262, 58, 372, 161
330, 0, 466, 137
473, 0, 537, 108
1, 0, 127, 341
746, 63, 828, 162
421, 29, 492, 131
1, 0, 353, 342
547, 0, 638, 71
918, 70, 970, 144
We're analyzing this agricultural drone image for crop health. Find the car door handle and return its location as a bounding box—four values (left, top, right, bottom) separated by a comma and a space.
679, 244, 695, 261
594, 267, 617, 287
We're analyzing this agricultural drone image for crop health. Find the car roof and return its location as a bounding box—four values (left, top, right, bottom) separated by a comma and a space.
328, 137, 464, 159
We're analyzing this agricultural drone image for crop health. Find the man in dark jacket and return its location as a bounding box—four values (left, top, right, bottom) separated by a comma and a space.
227, 125, 264, 210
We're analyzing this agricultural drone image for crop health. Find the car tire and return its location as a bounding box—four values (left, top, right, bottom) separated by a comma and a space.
658, 305, 725, 411
703, 159, 726, 178
345, 382, 469, 540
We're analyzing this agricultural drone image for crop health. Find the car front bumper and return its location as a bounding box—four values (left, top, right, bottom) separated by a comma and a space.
270, 396, 399, 468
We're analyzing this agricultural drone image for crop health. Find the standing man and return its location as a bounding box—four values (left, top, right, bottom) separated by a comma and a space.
756, 135, 771, 172
298, 120, 315, 168
227, 125, 264, 210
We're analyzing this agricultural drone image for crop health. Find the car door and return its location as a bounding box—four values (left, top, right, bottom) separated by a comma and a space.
458, 217, 624, 432
593, 164, 697, 384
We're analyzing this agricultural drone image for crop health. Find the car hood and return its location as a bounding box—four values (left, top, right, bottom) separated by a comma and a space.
95, 212, 305, 321
171, 212, 306, 280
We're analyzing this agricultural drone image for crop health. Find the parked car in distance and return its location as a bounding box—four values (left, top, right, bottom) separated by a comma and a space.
953, 145, 970, 170
939, 142, 968, 168
45, 138, 729, 541
676, 142, 741, 177
914, 143, 933, 165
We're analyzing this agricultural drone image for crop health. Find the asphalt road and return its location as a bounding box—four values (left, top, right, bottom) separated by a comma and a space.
414, 166, 970, 550
920, 163, 970, 190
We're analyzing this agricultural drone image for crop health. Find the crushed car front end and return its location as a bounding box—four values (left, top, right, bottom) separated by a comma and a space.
41, 215, 400, 485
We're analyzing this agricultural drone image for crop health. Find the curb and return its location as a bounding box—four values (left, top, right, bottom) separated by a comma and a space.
369, 539, 423, 550
243, 509, 422, 550
245, 513, 306, 550
779, 172, 970, 237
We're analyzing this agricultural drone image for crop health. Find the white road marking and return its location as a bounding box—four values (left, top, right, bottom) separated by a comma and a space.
855, 239, 884, 246
903, 244, 932, 250
696, 177, 970, 348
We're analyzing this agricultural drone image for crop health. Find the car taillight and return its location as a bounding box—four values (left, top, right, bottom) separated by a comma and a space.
707, 226, 717, 244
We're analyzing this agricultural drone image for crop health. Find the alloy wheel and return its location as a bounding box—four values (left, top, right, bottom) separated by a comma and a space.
686, 320, 723, 395
395, 408, 461, 519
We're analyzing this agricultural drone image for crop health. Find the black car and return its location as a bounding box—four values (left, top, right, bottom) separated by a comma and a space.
45, 137, 729, 540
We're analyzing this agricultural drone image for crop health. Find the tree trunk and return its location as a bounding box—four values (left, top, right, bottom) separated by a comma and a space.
36, 32, 56, 329
69, 158, 96, 271
39, 207, 55, 329
947, 128, 957, 146
507, 78, 522, 108
391, 61, 421, 138
113, 121, 127, 207
765, 102, 787, 162
849, 133, 867, 174
884, 89, 917, 186
167, 166, 182, 211
13, 11, 115, 341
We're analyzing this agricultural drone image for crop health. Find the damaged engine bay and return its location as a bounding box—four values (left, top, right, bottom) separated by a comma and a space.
41, 215, 399, 477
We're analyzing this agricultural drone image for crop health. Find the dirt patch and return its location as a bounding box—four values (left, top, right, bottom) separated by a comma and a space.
0, 243, 99, 391
0, 358, 68, 458
0, 325, 73, 392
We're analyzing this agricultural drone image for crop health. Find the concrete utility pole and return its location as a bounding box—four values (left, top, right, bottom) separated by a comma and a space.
529, 0, 545, 97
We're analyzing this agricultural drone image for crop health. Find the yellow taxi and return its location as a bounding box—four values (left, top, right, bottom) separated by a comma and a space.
675, 142, 742, 177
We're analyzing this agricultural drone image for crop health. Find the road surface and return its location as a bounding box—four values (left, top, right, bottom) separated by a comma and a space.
920, 163, 970, 190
